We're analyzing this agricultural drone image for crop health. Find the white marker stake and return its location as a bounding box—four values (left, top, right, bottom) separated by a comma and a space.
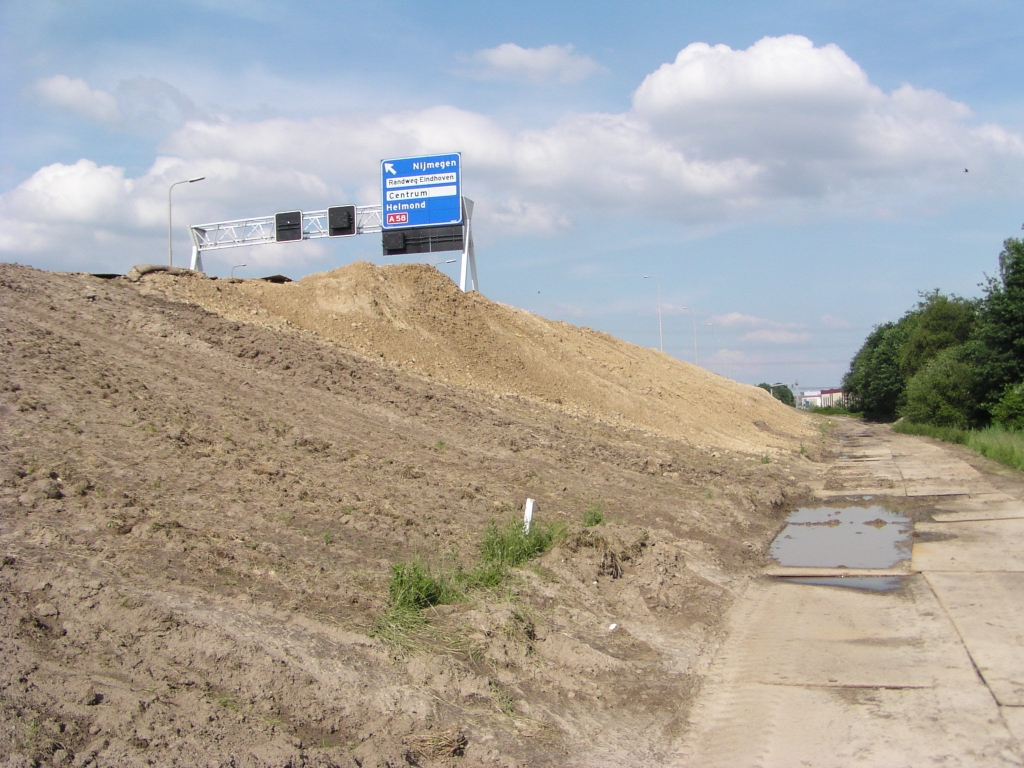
523, 498, 535, 535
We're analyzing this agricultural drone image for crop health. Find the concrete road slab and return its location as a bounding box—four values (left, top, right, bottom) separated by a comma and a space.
933, 500, 1024, 522
891, 448, 987, 497
841, 448, 892, 458
1003, 707, 1024, 743
715, 577, 978, 689
677, 682, 1017, 767
966, 492, 1021, 503
815, 487, 906, 499
898, 458, 980, 476
934, 509, 1024, 522
926, 572, 1024, 706
913, 520, 1024, 572
904, 483, 972, 496
830, 466, 902, 478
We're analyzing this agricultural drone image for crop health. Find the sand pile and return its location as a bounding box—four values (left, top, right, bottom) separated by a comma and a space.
140, 262, 816, 452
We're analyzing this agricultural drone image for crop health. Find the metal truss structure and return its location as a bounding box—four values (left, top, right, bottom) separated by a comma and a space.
188, 200, 478, 293
188, 205, 383, 270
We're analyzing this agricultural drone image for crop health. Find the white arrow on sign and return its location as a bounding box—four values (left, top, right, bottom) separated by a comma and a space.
384, 163, 396, 175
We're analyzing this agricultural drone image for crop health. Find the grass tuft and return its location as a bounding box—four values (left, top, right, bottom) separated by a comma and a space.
479, 518, 564, 569
388, 561, 461, 611
370, 603, 428, 647
582, 504, 604, 527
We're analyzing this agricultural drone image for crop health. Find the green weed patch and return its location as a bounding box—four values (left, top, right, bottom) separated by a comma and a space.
372, 516, 565, 647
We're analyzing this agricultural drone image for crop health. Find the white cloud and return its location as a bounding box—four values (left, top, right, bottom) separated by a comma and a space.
479, 196, 571, 235
32, 75, 121, 123
710, 312, 787, 329
461, 43, 601, 83
115, 77, 206, 132
0, 155, 329, 272
631, 35, 1024, 197
708, 312, 809, 344
741, 329, 813, 344
32, 74, 204, 132
6, 36, 1024, 271
819, 313, 853, 328
3, 159, 131, 225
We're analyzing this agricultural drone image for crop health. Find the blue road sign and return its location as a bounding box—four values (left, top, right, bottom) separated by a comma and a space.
381, 153, 462, 229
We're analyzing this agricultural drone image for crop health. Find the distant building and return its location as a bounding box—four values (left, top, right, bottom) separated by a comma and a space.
797, 388, 845, 410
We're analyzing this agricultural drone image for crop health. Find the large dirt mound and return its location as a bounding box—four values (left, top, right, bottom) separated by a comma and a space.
0, 263, 829, 767
140, 262, 814, 453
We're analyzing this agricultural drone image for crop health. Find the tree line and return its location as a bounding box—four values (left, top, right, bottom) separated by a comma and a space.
843, 238, 1024, 429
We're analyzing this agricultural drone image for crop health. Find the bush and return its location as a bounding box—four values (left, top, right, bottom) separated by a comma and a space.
582, 504, 604, 527
991, 383, 1024, 430
809, 405, 861, 417
893, 419, 969, 444
900, 346, 976, 428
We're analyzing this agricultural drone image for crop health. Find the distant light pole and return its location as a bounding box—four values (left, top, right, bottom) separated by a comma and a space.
168, 176, 205, 266
231, 263, 246, 278
432, 258, 457, 267
706, 321, 714, 370
643, 275, 663, 352
681, 306, 698, 365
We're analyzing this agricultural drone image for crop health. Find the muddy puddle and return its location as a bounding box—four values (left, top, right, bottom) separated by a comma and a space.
771, 505, 913, 591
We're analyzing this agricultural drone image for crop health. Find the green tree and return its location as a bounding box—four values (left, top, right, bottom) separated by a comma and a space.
757, 382, 795, 406
900, 346, 976, 428
842, 316, 916, 420
968, 238, 1024, 415
899, 290, 978, 379
991, 383, 1024, 430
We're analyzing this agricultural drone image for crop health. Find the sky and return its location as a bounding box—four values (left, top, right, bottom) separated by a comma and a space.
2, 0, 1023, 389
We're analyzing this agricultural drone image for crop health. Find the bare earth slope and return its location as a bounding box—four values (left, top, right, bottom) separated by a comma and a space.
0, 263, 823, 767
139, 262, 814, 454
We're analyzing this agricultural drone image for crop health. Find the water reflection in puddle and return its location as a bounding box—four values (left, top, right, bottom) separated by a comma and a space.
784, 576, 905, 592
770, 505, 913, 569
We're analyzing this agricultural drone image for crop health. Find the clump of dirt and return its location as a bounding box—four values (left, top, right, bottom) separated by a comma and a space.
0, 263, 827, 767
136, 262, 816, 453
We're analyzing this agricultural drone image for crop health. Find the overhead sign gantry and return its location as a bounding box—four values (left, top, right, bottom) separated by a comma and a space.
187, 151, 478, 292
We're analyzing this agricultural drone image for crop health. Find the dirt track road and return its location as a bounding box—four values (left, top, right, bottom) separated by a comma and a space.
677, 419, 1024, 766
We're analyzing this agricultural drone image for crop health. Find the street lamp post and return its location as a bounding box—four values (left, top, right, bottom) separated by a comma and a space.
168, 176, 205, 266
643, 275, 663, 352
231, 264, 246, 278
681, 306, 698, 365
